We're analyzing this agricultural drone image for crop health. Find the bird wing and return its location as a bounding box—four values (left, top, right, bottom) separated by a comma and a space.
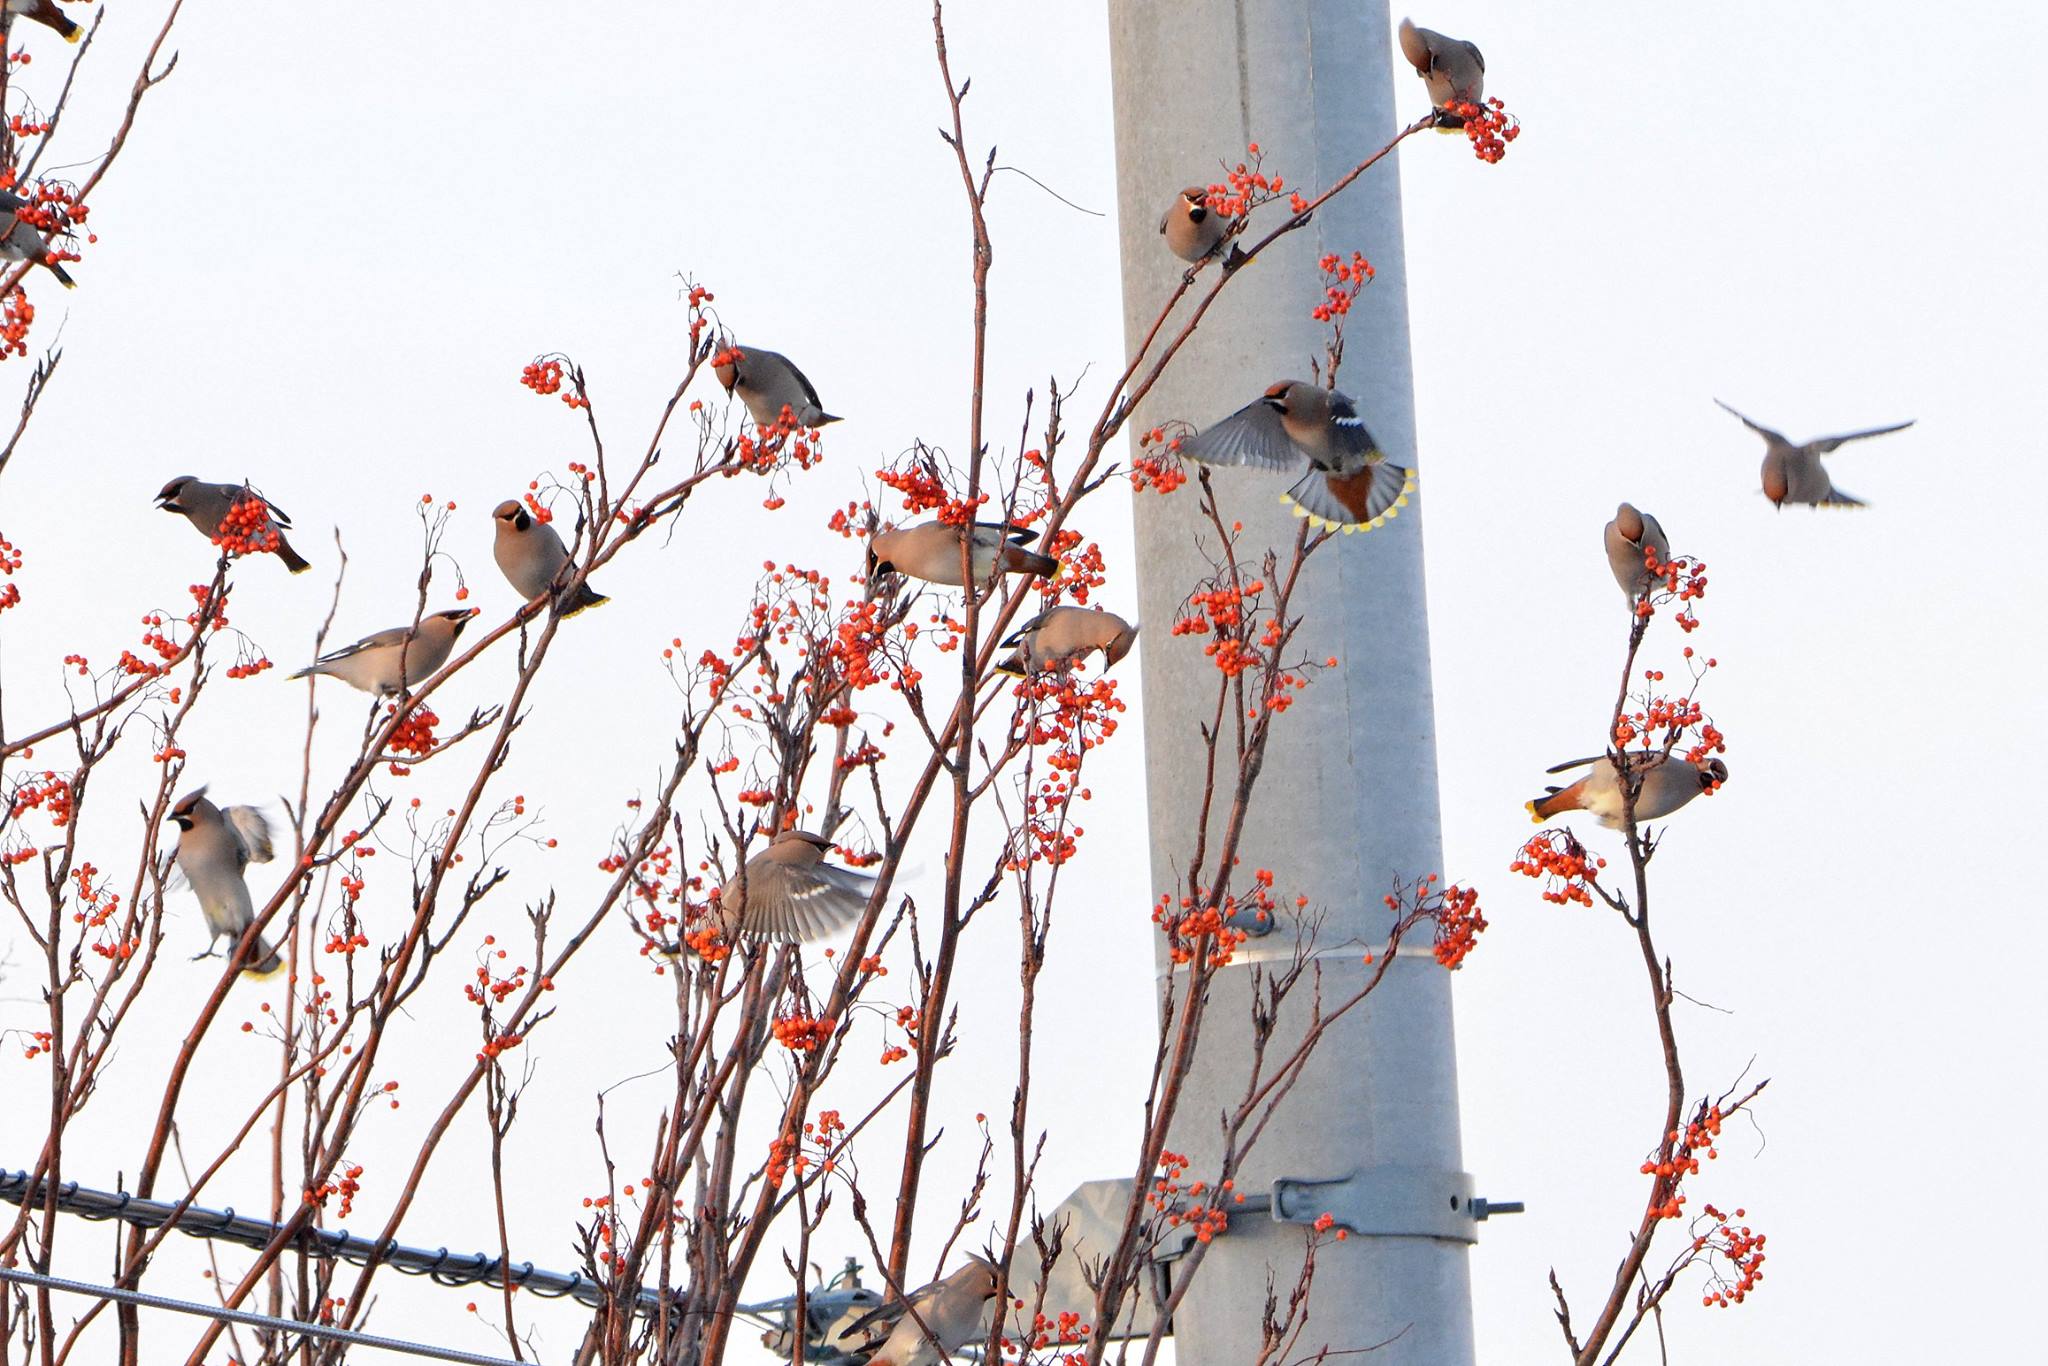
1808, 420, 1914, 454
1001, 608, 1054, 649
969, 520, 1042, 546
315, 625, 410, 664
1712, 399, 1787, 446
1544, 755, 1603, 775
1179, 399, 1300, 472
1320, 391, 1383, 469
775, 353, 828, 413
1814, 485, 1867, 508
0, 190, 23, 214
743, 863, 875, 943
223, 806, 276, 867
1461, 38, 1486, 73
247, 485, 294, 527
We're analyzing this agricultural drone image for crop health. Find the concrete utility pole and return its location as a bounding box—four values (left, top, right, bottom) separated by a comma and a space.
1107, 3, 1489, 1363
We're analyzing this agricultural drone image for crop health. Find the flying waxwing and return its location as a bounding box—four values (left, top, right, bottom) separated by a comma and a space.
714, 343, 839, 430
155, 477, 312, 574
0, 188, 74, 288
167, 790, 282, 975
289, 609, 478, 696
491, 500, 606, 617
842, 1257, 1001, 1366
1159, 186, 1242, 269
1714, 400, 1913, 509
1603, 502, 1669, 602
996, 606, 1137, 676
4, 0, 81, 42
867, 521, 1058, 588
1526, 753, 1728, 830
1398, 17, 1485, 128
718, 831, 877, 944
1179, 381, 1415, 534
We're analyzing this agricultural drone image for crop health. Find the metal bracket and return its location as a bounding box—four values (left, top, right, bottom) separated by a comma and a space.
1268, 1167, 1522, 1245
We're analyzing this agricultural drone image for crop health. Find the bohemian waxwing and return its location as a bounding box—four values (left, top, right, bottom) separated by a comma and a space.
155, 477, 312, 575
491, 500, 607, 617
289, 609, 478, 696
1527, 753, 1728, 830
1159, 186, 1250, 273
996, 606, 1138, 676
867, 521, 1058, 588
714, 342, 839, 430
1603, 502, 1669, 603
1179, 380, 1415, 534
1714, 400, 1913, 509
167, 789, 282, 975
4, 0, 81, 42
1397, 17, 1485, 128
842, 1256, 1001, 1366
719, 830, 876, 944
0, 188, 74, 288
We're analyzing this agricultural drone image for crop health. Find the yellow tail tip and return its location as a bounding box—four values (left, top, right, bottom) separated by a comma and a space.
1524, 800, 1544, 825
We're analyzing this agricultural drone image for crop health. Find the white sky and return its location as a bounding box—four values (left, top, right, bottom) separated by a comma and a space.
1, 2, 2044, 1363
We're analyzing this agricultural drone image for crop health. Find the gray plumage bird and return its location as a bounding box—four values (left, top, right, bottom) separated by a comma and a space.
714, 343, 839, 430
867, 521, 1058, 588
1160, 186, 1230, 265
1398, 17, 1485, 128
167, 789, 282, 975
842, 1257, 1001, 1366
1603, 502, 1669, 602
1527, 753, 1728, 829
155, 477, 312, 574
4, 0, 82, 42
289, 609, 478, 696
996, 606, 1138, 676
1714, 400, 1914, 509
1179, 380, 1415, 534
491, 499, 606, 617
0, 187, 75, 288
719, 831, 876, 944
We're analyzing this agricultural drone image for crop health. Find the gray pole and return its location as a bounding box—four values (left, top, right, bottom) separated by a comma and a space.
1106, 3, 1481, 1362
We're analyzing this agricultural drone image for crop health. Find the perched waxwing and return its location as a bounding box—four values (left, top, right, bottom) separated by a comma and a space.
1179, 380, 1415, 534
842, 1257, 1001, 1366
4, 0, 81, 42
0, 188, 74, 288
491, 500, 606, 617
867, 521, 1058, 588
1714, 400, 1913, 509
167, 789, 282, 975
996, 606, 1138, 676
714, 342, 839, 430
1603, 502, 1669, 603
1397, 17, 1485, 128
155, 477, 312, 574
719, 831, 876, 944
1159, 186, 1246, 270
1527, 753, 1728, 830
289, 609, 478, 696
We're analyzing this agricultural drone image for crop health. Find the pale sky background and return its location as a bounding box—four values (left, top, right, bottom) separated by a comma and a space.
1, 2, 2044, 1363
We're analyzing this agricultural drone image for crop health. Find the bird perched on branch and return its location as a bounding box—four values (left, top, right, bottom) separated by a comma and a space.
0, 187, 76, 288
3, 0, 80, 44
1714, 400, 1914, 509
867, 521, 1058, 587
841, 1256, 1001, 1366
1603, 502, 1669, 603
1398, 17, 1485, 128
714, 343, 839, 430
1527, 753, 1728, 829
718, 831, 877, 944
491, 499, 606, 617
1158, 186, 1250, 273
996, 606, 1137, 676
289, 609, 478, 696
155, 477, 312, 574
167, 789, 282, 976
1179, 381, 1414, 534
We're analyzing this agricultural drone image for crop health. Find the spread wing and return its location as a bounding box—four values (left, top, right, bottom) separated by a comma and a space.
1712, 399, 1787, 446
1179, 399, 1300, 472
1809, 420, 1913, 454
742, 863, 875, 944
223, 805, 276, 867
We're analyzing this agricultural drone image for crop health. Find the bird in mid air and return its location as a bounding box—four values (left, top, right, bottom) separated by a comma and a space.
1179, 381, 1414, 534
1714, 399, 1914, 509
167, 789, 283, 975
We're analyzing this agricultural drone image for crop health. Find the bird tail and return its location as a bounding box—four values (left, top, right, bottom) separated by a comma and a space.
1005, 548, 1059, 579
47, 260, 76, 289
1526, 786, 1571, 823
288, 664, 318, 681
994, 651, 1027, 677
811, 410, 843, 427
1282, 460, 1415, 534
276, 536, 312, 575
562, 583, 610, 618
243, 934, 283, 977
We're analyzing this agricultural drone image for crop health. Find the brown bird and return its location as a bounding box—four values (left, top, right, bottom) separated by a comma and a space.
289, 609, 478, 696
155, 477, 312, 574
1158, 186, 1249, 273
1603, 502, 1669, 602
719, 831, 877, 943
1714, 400, 1913, 509
714, 342, 839, 430
996, 606, 1137, 676
167, 789, 282, 976
841, 1257, 1001, 1366
1398, 17, 1486, 128
4, 0, 81, 44
1179, 381, 1415, 534
1527, 752, 1728, 829
867, 521, 1058, 588
491, 499, 606, 617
